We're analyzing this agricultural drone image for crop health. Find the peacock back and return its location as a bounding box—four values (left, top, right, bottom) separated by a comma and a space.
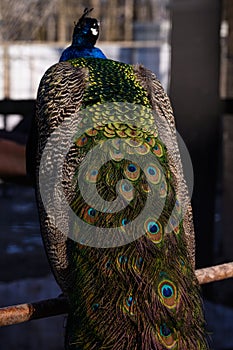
32, 57, 209, 350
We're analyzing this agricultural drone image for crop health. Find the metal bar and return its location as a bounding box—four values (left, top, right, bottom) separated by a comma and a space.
0, 262, 233, 327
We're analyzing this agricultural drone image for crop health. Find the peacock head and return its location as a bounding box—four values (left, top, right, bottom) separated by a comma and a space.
72, 8, 100, 48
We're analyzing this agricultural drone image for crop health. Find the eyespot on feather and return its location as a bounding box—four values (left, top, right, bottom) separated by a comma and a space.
158, 323, 177, 349
144, 218, 163, 243
122, 294, 136, 316
119, 180, 134, 201
81, 206, 98, 225
159, 179, 168, 198
145, 163, 161, 184
86, 128, 98, 136
158, 280, 178, 309
110, 148, 124, 161
86, 168, 99, 183
124, 162, 140, 181
152, 142, 164, 157
75, 134, 89, 147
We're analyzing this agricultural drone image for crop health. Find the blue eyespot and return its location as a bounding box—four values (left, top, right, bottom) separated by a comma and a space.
147, 166, 156, 176
88, 208, 96, 217
161, 284, 174, 298
119, 255, 128, 264
105, 260, 111, 269
147, 221, 159, 234
126, 296, 133, 307
122, 183, 132, 192
128, 164, 137, 173
135, 257, 143, 269
92, 303, 99, 312
180, 259, 185, 266
160, 323, 172, 337
137, 257, 143, 265
90, 169, 98, 176
122, 218, 129, 226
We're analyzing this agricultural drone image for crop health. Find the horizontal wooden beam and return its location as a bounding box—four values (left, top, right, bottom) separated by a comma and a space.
196, 262, 233, 284
0, 297, 69, 327
0, 262, 233, 327
0, 99, 35, 115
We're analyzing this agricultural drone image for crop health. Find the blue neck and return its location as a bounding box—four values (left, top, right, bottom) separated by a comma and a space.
72, 36, 93, 48
59, 45, 107, 62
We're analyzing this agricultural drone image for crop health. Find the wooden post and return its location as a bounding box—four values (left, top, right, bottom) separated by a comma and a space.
124, 0, 134, 41
221, 1, 233, 263
105, 0, 118, 41
222, 116, 233, 260
58, 0, 67, 42
170, 0, 221, 272
223, 0, 233, 98
3, 44, 10, 99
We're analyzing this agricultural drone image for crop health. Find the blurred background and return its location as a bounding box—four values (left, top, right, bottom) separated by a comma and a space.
0, 0, 232, 349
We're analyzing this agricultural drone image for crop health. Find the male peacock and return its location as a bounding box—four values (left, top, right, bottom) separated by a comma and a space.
27, 8, 210, 350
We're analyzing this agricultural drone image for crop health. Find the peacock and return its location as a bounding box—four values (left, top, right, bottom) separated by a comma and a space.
27, 8, 210, 350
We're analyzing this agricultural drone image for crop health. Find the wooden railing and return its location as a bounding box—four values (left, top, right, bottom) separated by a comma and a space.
0, 262, 233, 327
